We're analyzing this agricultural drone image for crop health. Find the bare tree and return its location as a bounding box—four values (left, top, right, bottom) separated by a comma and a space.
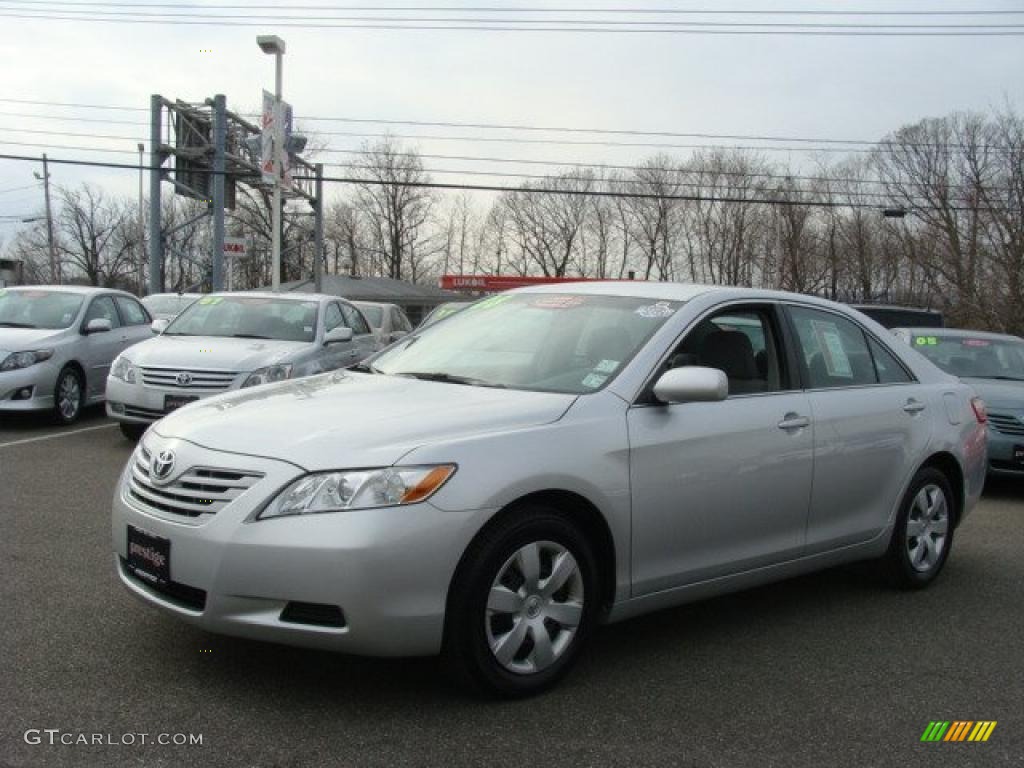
350, 138, 435, 280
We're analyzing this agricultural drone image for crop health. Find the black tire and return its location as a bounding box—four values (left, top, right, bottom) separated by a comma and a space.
443, 504, 601, 698
119, 423, 147, 441
52, 366, 84, 425
881, 467, 956, 589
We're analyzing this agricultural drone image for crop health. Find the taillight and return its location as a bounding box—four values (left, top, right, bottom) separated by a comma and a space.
970, 397, 987, 424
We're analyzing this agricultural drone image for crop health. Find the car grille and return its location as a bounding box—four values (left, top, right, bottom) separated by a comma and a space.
139, 366, 238, 392
129, 445, 264, 518
123, 404, 165, 420
988, 412, 1024, 436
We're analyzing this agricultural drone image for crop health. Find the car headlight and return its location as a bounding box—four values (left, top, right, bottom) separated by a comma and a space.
0, 349, 53, 372
110, 355, 137, 383
241, 364, 293, 388
257, 465, 457, 520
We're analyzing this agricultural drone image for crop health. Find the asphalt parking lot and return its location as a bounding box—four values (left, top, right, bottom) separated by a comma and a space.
3, 411, 1022, 768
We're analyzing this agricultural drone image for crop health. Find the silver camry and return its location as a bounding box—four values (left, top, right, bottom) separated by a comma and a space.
0, 285, 153, 423
112, 283, 987, 696
105, 291, 380, 439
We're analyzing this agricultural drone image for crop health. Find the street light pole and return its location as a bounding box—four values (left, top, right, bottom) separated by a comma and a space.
257, 35, 286, 292
137, 142, 145, 294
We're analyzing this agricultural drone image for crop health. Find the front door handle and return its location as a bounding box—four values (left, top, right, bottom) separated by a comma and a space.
903, 400, 927, 414
778, 413, 810, 430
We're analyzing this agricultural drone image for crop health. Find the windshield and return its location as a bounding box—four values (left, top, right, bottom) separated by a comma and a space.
165, 296, 319, 342
0, 289, 84, 330
359, 305, 383, 326
371, 293, 683, 394
142, 295, 196, 316
421, 302, 468, 328
911, 333, 1024, 380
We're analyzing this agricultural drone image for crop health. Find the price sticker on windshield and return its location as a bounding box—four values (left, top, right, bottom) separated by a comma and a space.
914, 336, 938, 346
198, 296, 223, 306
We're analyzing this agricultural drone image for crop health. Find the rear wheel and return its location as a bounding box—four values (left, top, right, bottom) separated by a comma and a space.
119, 423, 147, 441
52, 366, 84, 425
881, 467, 955, 589
443, 505, 600, 698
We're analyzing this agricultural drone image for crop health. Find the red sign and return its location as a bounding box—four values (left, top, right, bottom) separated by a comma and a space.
439, 275, 630, 292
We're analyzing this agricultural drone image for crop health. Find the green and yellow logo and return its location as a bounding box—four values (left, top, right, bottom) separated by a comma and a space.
921, 721, 997, 742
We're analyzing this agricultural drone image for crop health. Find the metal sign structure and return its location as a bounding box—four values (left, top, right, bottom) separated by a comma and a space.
147, 93, 323, 295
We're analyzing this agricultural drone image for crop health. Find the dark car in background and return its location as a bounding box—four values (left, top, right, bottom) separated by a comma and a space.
894, 327, 1024, 476
852, 304, 944, 330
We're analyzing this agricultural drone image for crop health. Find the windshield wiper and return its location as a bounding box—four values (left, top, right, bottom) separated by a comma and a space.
977, 375, 1024, 382
394, 371, 507, 388
231, 333, 273, 340
349, 361, 379, 374
0, 322, 37, 328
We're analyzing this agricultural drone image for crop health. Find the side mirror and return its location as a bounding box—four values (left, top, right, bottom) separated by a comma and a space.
652, 366, 728, 404
151, 318, 170, 334
83, 318, 112, 335
324, 326, 354, 345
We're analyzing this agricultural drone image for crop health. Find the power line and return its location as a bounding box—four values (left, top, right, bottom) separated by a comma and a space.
0, 128, 1012, 197
0, 182, 43, 195
3, 2, 1022, 14
0, 151, 1012, 214
2, 10, 1023, 33
0, 97, 1013, 152
2, 4, 1023, 28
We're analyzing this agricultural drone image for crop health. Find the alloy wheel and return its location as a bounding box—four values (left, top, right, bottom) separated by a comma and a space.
905, 483, 949, 573
58, 372, 81, 422
485, 540, 584, 675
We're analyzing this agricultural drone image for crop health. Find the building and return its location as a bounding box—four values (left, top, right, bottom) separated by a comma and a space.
273, 275, 464, 325
0, 258, 23, 288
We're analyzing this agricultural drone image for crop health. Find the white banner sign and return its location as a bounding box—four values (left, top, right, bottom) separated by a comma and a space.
260, 89, 275, 183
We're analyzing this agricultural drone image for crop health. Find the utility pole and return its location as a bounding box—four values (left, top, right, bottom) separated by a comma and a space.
148, 94, 163, 295
314, 163, 324, 293
211, 93, 227, 291
137, 142, 145, 294
39, 154, 58, 284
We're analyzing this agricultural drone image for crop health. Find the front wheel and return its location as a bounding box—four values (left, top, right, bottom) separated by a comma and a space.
881, 467, 955, 589
52, 366, 84, 425
443, 506, 601, 698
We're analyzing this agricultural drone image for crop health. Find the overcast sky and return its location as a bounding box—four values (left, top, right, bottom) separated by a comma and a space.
1, 0, 1022, 232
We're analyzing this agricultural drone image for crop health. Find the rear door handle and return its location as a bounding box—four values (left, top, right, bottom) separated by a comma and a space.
903, 400, 926, 414
778, 413, 810, 430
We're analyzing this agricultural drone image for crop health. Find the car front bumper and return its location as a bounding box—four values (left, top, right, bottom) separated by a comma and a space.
106, 376, 231, 424
111, 435, 491, 656
0, 362, 59, 413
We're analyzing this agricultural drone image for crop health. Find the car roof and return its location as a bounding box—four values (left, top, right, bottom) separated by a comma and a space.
143, 292, 202, 300
893, 327, 1023, 342
6, 285, 134, 297
509, 281, 861, 310
208, 290, 333, 302
353, 301, 397, 309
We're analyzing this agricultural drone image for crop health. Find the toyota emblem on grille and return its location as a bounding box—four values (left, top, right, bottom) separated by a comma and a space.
175, 371, 193, 386
151, 449, 175, 482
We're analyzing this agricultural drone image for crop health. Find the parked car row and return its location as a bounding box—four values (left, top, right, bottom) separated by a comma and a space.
0, 286, 385, 430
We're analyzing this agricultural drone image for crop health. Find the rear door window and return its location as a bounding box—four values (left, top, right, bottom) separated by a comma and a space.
788, 306, 877, 388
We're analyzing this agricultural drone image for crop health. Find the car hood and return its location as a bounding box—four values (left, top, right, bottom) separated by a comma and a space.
0, 327, 66, 355
963, 378, 1024, 410
153, 371, 577, 470
125, 335, 308, 372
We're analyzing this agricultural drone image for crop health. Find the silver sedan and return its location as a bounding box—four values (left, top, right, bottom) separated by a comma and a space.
106, 291, 380, 439
111, 283, 987, 696
0, 285, 153, 423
